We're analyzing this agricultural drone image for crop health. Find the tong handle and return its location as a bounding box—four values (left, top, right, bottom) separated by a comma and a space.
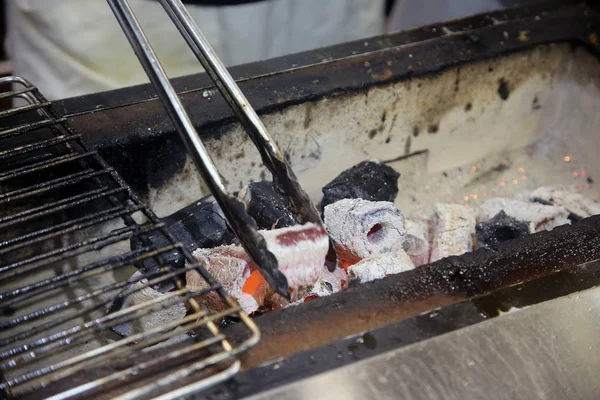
107, 0, 337, 299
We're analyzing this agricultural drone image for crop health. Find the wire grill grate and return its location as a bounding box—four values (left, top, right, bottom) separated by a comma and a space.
0, 76, 259, 400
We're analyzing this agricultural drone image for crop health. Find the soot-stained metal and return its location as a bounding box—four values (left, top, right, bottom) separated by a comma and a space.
55, 1, 600, 201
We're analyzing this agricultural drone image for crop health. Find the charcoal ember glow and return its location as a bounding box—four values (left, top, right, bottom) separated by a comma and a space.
112, 272, 186, 337
238, 181, 297, 229
187, 245, 253, 301
188, 223, 328, 312
529, 186, 600, 221
259, 223, 329, 298
478, 198, 570, 233
347, 251, 414, 285
403, 218, 430, 266
430, 203, 476, 263
323, 198, 406, 264
321, 160, 400, 209
476, 210, 529, 249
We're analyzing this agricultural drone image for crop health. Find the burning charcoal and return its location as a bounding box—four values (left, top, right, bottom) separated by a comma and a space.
347, 251, 414, 285
478, 198, 570, 233
323, 198, 406, 266
321, 160, 400, 209
238, 181, 297, 229
303, 266, 348, 300
529, 186, 600, 221
239, 293, 259, 315
476, 210, 529, 249
186, 245, 255, 314
260, 223, 329, 298
112, 272, 186, 338
403, 218, 430, 267
131, 195, 237, 291
188, 223, 328, 312
430, 203, 476, 263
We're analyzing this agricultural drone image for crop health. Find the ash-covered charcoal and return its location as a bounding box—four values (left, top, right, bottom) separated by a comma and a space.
302, 265, 348, 301
324, 198, 406, 265
478, 198, 570, 233
187, 245, 255, 314
529, 186, 600, 221
476, 210, 529, 249
238, 181, 297, 229
430, 203, 476, 263
347, 251, 414, 285
188, 223, 329, 313
260, 223, 329, 299
131, 195, 237, 291
111, 271, 186, 338
321, 160, 400, 209
403, 217, 430, 267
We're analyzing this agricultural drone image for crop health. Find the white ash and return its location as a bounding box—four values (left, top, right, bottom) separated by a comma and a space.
430, 203, 476, 263
347, 250, 414, 284
238, 292, 259, 315
478, 198, 570, 233
259, 223, 329, 292
323, 198, 406, 259
307, 266, 348, 298
529, 186, 600, 219
403, 217, 430, 267
113, 271, 186, 338
319, 266, 348, 293
188, 245, 251, 299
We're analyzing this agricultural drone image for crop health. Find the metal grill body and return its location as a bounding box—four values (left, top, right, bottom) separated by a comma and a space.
0, 76, 259, 400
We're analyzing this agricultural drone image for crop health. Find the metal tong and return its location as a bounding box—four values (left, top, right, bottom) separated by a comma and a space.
107, 0, 337, 299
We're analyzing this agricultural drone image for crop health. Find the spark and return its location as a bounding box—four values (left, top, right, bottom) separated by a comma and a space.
564, 155, 571, 162
471, 165, 477, 172
572, 172, 578, 177
471, 194, 478, 200
516, 167, 525, 173
463, 196, 469, 201
521, 175, 527, 180
512, 179, 518, 185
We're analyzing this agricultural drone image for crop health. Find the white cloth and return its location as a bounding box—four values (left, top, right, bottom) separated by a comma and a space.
5, 0, 385, 100
388, 0, 503, 32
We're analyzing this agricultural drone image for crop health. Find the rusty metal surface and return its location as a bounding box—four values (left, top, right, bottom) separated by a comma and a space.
246, 284, 600, 400
230, 215, 600, 369
197, 259, 600, 400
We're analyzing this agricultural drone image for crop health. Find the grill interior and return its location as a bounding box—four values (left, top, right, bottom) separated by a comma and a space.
0, 77, 259, 400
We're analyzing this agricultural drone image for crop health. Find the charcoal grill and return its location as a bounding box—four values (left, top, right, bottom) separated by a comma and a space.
4, 0, 600, 399
0, 77, 259, 400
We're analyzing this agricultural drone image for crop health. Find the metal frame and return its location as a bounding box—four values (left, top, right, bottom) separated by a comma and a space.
0, 77, 259, 400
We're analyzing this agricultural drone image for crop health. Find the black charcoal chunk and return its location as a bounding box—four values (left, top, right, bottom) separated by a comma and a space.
130, 195, 237, 291
239, 181, 296, 230
321, 161, 400, 209
476, 210, 529, 249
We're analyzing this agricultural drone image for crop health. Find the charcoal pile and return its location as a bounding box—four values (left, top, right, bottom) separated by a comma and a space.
120, 159, 600, 321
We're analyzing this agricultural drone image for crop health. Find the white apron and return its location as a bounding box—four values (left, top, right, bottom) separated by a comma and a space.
5, 0, 385, 100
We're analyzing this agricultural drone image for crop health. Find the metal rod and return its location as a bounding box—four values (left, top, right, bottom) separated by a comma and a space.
0, 118, 67, 139
0, 187, 126, 227
0, 151, 95, 182
107, 0, 292, 297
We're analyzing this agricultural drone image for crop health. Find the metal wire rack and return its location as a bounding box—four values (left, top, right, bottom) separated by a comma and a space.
0, 76, 259, 400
